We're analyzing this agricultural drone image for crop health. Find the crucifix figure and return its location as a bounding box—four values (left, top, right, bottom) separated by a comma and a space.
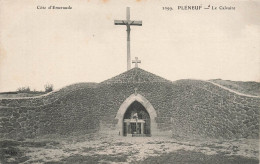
132, 57, 141, 68
114, 7, 142, 71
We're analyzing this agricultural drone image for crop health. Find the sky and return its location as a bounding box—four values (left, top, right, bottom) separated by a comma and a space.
0, 0, 259, 92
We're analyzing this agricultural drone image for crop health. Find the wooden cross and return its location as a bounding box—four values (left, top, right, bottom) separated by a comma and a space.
132, 57, 141, 68
114, 7, 142, 71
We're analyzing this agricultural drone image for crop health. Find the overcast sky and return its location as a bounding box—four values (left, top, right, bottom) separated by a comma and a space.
0, 0, 259, 92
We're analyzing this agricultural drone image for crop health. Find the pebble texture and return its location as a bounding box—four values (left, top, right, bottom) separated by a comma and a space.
0, 68, 259, 139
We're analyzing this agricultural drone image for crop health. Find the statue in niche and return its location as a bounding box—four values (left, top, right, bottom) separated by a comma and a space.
131, 109, 138, 120
133, 113, 138, 120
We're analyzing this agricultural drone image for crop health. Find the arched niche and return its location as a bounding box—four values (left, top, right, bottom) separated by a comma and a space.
115, 94, 158, 136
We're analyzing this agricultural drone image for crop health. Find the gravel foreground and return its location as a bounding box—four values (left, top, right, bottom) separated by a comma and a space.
0, 133, 259, 164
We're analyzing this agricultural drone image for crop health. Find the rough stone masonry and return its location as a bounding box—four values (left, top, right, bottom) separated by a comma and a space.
0, 68, 259, 140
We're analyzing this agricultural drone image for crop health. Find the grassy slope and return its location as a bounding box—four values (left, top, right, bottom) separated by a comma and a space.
0, 92, 45, 99
1, 79, 259, 99
0, 82, 98, 99
210, 79, 260, 96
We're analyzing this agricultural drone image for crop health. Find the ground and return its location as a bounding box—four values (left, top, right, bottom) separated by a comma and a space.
0, 133, 258, 164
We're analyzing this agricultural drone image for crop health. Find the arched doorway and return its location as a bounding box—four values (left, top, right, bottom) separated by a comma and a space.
123, 101, 150, 136
115, 94, 158, 137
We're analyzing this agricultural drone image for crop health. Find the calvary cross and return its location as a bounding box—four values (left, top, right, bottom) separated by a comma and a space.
132, 57, 141, 68
114, 7, 142, 71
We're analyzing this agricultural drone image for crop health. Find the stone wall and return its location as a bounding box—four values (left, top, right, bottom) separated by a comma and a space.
95, 82, 175, 131
0, 83, 97, 108
0, 84, 99, 139
0, 79, 259, 140
170, 80, 260, 139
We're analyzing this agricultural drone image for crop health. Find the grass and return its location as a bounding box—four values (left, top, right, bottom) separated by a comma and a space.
201, 143, 225, 149
138, 149, 259, 164
81, 147, 95, 152
0, 139, 60, 164
48, 154, 128, 164
0, 145, 29, 163
0, 137, 258, 163
114, 142, 133, 146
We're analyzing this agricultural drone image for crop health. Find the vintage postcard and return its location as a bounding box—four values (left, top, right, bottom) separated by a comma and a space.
0, 0, 259, 163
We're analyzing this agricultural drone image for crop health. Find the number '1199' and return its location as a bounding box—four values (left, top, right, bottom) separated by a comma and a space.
162, 7, 173, 11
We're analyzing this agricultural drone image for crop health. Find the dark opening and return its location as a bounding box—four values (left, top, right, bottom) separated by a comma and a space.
123, 101, 151, 137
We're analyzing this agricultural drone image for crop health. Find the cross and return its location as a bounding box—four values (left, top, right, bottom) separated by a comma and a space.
134, 87, 138, 95
114, 7, 142, 71
132, 57, 141, 68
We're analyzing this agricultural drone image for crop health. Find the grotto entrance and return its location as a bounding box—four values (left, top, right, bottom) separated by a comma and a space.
123, 101, 151, 137
115, 93, 158, 137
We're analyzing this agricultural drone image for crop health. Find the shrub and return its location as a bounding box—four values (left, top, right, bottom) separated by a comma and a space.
44, 84, 54, 93
17, 86, 30, 93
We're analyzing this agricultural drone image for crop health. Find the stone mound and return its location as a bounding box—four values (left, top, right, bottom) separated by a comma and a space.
101, 68, 171, 84
0, 69, 259, 140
